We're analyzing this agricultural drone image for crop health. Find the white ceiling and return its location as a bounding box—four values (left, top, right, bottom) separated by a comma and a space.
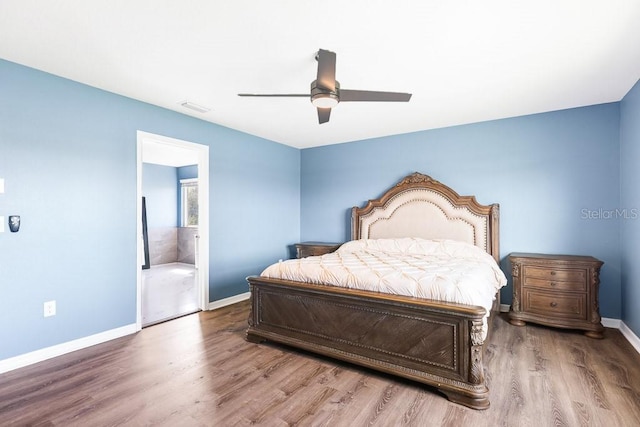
142, 139, 199, 167
1, 1, 639, 149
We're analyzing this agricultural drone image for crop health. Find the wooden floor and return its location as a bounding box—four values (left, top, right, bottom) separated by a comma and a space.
1, 301, 640, 426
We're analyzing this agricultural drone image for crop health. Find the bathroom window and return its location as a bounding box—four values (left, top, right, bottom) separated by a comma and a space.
180, 178, 198, 227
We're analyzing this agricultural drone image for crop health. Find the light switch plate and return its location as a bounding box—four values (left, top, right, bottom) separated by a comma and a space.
0, 178, 4, 194
0, 216, 4, 233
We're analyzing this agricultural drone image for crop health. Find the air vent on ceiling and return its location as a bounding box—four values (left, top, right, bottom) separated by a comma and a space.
179, 101, 210, 114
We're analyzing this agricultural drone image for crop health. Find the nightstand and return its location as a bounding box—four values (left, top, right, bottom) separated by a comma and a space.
294, 242, 341, 259
508, 253, 604, 339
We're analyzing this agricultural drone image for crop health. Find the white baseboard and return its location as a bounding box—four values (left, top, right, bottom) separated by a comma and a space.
0, 323, 137, 374
497, 307, 638, 354
619, 321, 640, 354
3, 296, 638, 375
208, 291, 250, 310
211, 297, 640, 355
602, 317, 621, 329
0, 293, 252, 375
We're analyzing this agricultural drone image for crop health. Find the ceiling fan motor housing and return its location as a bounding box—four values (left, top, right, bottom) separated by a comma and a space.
311, 79, 340, 108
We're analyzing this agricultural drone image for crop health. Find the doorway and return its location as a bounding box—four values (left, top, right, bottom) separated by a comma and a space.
136, 131, 210, 329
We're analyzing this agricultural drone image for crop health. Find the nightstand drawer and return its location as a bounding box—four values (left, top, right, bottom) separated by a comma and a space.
523, 277, 586, 292
524, 266, 585, 282
523, 290, 586, 320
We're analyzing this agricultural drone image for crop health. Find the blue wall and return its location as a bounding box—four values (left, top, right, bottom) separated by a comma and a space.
301, 104, 622, 318
143, 164, 178, 227
0, 55, 637, 363
0, 59, 300, 360
621, 79, 640, 337
178, 165, 198, 181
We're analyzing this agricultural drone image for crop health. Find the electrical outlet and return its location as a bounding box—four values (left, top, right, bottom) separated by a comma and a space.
44, 300, 56, 317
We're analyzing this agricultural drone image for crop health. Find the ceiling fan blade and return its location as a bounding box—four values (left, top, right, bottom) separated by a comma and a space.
317, 107, 331, 124
340, 89, 412, 102
316, 49, 336, 92
238, 93, 308, 97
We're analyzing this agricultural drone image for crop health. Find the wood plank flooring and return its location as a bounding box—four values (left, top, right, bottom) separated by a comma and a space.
1, 300, 640, 426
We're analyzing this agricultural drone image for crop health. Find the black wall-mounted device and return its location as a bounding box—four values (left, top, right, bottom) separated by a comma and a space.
8, 215, 20, 232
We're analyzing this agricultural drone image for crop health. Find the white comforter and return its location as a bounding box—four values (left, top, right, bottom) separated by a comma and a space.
261, 238, 507, 338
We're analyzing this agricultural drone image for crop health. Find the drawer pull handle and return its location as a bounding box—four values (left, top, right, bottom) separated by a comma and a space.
550, 282, 556, 287
550, 302, 558, 307
550, 271, 556, 276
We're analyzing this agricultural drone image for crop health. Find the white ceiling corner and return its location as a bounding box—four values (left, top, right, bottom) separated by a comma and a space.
1, 1, 639, 149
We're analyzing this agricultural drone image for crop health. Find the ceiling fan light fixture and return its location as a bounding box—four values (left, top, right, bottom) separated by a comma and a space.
311, 93, 339, 108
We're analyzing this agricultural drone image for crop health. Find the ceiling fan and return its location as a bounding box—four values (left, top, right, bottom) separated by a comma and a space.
238, 49, 412, 124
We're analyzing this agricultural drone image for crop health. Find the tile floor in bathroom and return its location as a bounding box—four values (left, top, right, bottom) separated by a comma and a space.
141, 262, 199, 327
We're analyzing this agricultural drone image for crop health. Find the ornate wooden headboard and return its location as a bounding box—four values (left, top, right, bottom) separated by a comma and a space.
351, 172, 500, 262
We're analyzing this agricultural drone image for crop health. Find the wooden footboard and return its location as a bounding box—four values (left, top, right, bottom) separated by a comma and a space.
246, 276, 491, 410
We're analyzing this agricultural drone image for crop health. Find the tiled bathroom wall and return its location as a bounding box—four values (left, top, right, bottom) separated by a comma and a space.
148, 227, 197, 265
177, 227, 198, 264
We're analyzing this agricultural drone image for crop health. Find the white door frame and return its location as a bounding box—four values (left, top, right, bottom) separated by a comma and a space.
136, 131, 210, 330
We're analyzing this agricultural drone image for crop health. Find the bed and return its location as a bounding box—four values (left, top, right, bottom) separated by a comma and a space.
246, 172, 505, 409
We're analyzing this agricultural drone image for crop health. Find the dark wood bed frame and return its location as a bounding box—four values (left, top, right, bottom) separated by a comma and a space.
246, 172, 501, 409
